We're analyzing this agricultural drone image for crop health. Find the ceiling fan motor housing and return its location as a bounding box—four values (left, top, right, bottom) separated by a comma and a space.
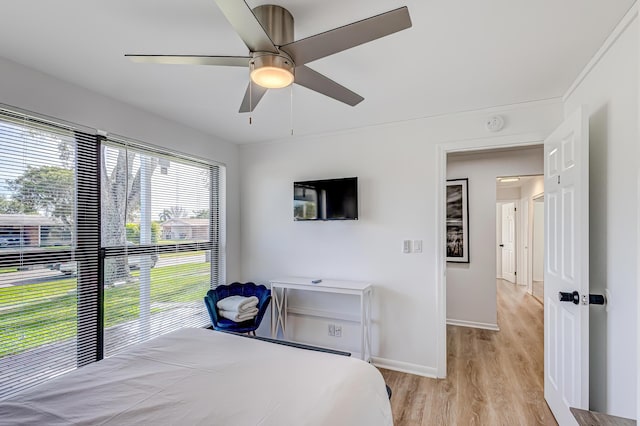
252, 5, 294, 46
250, 5, 296, 88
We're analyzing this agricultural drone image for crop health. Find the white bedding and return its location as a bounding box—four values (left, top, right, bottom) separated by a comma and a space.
0, 328, 392, 425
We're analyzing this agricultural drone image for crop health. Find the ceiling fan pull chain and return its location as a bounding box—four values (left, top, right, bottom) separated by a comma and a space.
290, 84, 294, 136
249, 63, 253, 125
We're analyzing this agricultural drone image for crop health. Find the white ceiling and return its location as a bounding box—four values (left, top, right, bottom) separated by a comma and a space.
0, 0, 634, 143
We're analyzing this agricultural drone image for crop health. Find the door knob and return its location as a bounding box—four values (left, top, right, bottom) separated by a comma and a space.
559, 291, 607, 306
499, 244, 504, 247
559, 291, 580, 305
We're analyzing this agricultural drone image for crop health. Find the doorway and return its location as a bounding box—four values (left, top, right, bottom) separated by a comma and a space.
438, 108, 589, 423
495, 175, 545, 297
440, 140, 545, 378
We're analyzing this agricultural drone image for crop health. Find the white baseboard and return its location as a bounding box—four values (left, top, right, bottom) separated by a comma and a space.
371, 357, 438, 378
447, 318, 500, 331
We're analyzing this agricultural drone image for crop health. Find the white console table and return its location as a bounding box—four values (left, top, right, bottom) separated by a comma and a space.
269, 277, 372, 361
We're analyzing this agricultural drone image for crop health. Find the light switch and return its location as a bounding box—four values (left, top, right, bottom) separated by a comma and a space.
402, 240, 411, 253
413, 240, 423, 253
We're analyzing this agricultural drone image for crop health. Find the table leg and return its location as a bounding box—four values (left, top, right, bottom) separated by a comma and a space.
283, 288, 287, 339
270, 287, 277, 338
271, 287, 287, 339
366, 288, 372, 362
360, 294, 365, 360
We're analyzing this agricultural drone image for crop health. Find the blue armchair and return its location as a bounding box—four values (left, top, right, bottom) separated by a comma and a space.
204, 282, 271, 335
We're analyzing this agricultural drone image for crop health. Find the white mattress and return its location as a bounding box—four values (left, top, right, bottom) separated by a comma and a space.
0, 328, 392, 425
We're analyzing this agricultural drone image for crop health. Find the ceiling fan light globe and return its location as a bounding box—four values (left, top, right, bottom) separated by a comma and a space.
250, 66, 294, 89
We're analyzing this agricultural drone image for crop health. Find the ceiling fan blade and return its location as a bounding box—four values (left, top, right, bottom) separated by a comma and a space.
281, 6, 411, 66
239, 83, 269, 113
214, 0, 278, 53
125, 54, 250, 67
294, 66, 363, 106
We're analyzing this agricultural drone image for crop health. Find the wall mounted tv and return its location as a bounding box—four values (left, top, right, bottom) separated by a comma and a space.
294, 177, 358, 221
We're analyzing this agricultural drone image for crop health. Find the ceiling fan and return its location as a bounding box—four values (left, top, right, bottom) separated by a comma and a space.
126, 1, 412, 113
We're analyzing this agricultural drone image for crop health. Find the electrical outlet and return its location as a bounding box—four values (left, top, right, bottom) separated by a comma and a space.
334, 325, 342, 338
328, 323, 335, 336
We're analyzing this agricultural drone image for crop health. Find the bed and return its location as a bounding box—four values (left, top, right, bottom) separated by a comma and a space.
0, 328, 392, 425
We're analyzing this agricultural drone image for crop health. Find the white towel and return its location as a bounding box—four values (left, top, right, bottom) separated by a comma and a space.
216, 295, 259, 313
218, 308, 259, 322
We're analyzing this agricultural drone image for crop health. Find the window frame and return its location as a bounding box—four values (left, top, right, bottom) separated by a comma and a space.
0, 107, 225, 397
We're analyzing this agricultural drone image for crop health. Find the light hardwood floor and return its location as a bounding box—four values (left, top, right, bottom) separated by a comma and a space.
380, 279, 557, 425
532, 280, 544, 304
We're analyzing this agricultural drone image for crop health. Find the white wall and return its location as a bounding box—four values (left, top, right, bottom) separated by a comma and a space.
240, 101, 561, 372
519, 176, 544, 289
0, 57, 241, 281
563, 13, 638, 418
446, 148, 543, 329
518, 176, 544, 292
496, 186, 521, 201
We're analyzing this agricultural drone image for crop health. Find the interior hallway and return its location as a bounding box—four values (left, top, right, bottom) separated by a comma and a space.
532, 280, 544, 304
380, 279, 556, 425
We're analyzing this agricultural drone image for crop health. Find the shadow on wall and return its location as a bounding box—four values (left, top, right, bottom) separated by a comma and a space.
588, 103, 608, 412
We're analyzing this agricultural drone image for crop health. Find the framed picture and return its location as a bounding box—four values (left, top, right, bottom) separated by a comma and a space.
446, 178, 469, 263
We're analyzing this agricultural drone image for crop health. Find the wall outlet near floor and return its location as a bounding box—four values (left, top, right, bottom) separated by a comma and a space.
334, 325, 342, 338
327, 323, 342, 337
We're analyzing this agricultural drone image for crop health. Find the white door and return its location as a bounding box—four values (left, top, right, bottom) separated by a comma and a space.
500, 202, 516, 283
544, 106, 589, 425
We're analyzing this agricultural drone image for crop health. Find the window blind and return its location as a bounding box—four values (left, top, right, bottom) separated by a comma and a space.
0, 107, 224, 399
100, 139, 221, 356
0, 110, 100, 399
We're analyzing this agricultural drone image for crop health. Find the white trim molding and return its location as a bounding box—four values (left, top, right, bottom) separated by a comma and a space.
371, 357, 438, 379
637, 5, 640, 419
434, 142, 447, 378
447, 319, 500, 332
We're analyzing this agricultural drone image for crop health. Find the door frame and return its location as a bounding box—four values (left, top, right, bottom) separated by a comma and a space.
529, 192, 545, 296
435, 132, 545, 378
521, 197, 530, 290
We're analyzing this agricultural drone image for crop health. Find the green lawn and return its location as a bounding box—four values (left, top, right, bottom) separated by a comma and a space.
158, 250, 205, 259
0, 262, 210, 358
157, 239, 200, 245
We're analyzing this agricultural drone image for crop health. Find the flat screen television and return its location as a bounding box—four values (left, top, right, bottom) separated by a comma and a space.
294, 177, 358, 221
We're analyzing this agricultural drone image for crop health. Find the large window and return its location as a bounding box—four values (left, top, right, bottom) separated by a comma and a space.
100, 139, 221, 356
0, 108, 223, 398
